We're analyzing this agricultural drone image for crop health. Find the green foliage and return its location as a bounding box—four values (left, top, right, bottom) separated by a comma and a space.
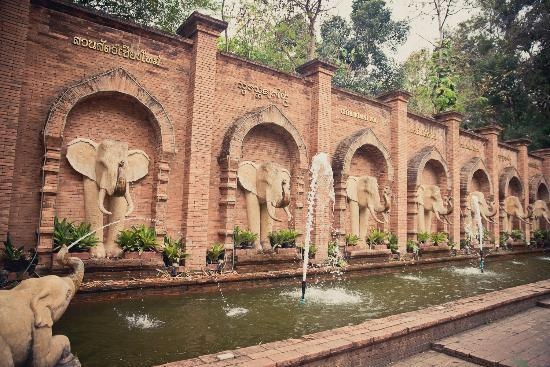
116, 225, 158, 254
533, 229, 549, 243
73, 0, 219, 33
206, 243, 225, 264
499, 232, 510, 245
268, 229, 300, 249
2, 233, 25, 261
366, 228, 386, 247
232, 226, 258, 249
406, 239, 418, 253
386, 232, 398, 253
417, 231, 430, 244
297, 243, 317, 257
430, 232, 448, 245
345, 233, 360, 246
163, 236, 187, 265
327, 240, 339, 257
53, 217, 98, 252
510, 230, 524, 241
430, 40, 458, 113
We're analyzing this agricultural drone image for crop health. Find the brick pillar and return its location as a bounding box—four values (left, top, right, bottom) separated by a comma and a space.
532, 148, 550, 182
378, 91, 411, 253
507, 138, 532, 241
434, 112, 462, 244
296, 59, 337, 261
177, 13, 227, 270
0, 0, 29, 237
475, 125, 503, 242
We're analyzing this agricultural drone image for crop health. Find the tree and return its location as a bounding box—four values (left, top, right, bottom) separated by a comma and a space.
72, 0, 219, 33
319, 0, 408, 96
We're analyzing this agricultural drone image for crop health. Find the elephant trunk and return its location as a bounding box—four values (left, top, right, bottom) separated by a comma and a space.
56, 245, 85, 291
435, 198, 453, 224
280, 182, 291, 208
368, 205, 386, 224
267, 201, 281, 222
124, 182, 134, 216
113, 161, 127, 197
98, 188, 112, 215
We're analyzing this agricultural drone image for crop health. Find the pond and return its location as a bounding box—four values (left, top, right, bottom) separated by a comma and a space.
54, 255, 550, 367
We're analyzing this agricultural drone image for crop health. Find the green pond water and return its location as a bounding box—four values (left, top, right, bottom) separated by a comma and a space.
54, 255, 550, 367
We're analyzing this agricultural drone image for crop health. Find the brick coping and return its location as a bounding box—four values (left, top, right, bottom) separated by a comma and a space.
157, 279, 550, 367
76, 248, 543, 294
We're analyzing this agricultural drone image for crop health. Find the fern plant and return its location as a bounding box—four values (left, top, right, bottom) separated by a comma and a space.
116, 225, 158, 254
206, 243, 225, 264
345, 233, 360, 246
53, 216, 98, 252
366, 228, 386, 247
417, 231, 430, 244
430, 232, 448, 246
163, 236, 187, 265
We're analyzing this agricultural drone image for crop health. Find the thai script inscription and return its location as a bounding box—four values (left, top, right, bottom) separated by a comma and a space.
340, 108, 384, 124
498, 154, 512, 164
408, 121, 440, 140
237, 82, 289, 107
73, 36, 161, 66
528, 162, 540, 170
459, 138, 482, 152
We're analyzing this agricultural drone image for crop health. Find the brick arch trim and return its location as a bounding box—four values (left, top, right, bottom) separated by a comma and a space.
43, 67, 176, 157
460, 157, 493, 196
218, 104, 308, 169
332, 128, 394, 181
407, 146, 451, 190
529, 174, 550, 202
499, 167, 523, 199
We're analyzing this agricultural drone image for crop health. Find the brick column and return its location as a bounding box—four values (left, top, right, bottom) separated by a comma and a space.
507, 138, 532, 241
532, 148, 550, 182
377, 91, 411, 253
434, 112, 462, 244
475, 125, 503, 242
177, 13, 227, 270
296, 59, 337, 261
0, 0, 29, 237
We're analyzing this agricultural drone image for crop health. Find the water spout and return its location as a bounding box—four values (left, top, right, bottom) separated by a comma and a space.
301, 153, 335, 302
471, 195, 485, 272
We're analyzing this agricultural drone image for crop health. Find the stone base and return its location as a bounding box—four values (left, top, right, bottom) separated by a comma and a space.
419, 244, 451, 259
345, 246, 391, 265
233, 248, 301, 273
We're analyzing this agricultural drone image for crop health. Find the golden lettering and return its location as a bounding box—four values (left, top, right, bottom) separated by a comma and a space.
236, 81, 290, 107
528, 162, 540, 170
339, 108, 383, 124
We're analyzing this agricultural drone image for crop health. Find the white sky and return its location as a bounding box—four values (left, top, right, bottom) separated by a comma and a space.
329, 0, 475, 63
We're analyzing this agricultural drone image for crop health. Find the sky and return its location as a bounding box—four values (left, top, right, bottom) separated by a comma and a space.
329, 0, 475, 63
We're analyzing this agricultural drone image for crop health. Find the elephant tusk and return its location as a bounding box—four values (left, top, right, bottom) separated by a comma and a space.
545, 215, 550, 225
267, 201, 281, 222
98, 188, 112, 215
124, 183, 134, 216
368, 205, 386, 224
434, 210, 444, 223
283, 206, 292, 222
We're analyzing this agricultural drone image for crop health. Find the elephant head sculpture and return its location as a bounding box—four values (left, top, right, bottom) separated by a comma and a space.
237, 161, 292, 249
529, 199, 549, 231
501, 195, 532, 233
416, 184, 453, 233
346, 175, 391, 240
0, 246, 84, 367
464, 191, 497, 227
66, 138, 150, 258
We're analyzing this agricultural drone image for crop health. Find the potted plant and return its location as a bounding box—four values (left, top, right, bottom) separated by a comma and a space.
117, 225, 159, 258
344, 233, 360, 246
430, 232, 448, 246
206, 243, 225, 270
297, 243, 317, 260
417, 231, 430, 246
163, 236, 187, 266
386, 232, 399, 254
53, 217, 99, 258
366, 228, 386, 249
1, 233, 36, 274
268, 229, 299, 250
233, 226, 258, 249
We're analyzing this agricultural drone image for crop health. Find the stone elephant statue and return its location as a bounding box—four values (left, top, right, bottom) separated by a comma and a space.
0, 246, 83, 367
501, 195, 532, 233
530, 199, 549, 231
346, 175, 391, 240
66, 138, 150, 258
237, 161, 292, 249
416, 184, 453, 233
464, 191, 497, 227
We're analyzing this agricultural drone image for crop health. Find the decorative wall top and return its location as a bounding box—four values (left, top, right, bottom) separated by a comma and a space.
236, 82, 290, 107
72, 36, 161, 66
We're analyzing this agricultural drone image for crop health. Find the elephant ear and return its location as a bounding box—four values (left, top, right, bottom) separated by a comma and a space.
66, 138, 98, 181
346, 176, 358, 202
127, 149, 150, 182
31, 289, 53, 328
416, 185, 425, 206
237, 161, 258, 195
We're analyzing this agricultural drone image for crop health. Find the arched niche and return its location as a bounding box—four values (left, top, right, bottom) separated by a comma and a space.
217, 105, 308, 242
460, 157, 493, 197
529, 174, 550, 202
332, 129, 394, 234
39, 68, 176, 259
408, 146, 451, 191
499, 167, 523, 200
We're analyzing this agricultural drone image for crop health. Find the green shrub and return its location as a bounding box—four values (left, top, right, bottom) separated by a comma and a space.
510, 229, 524, 241
206, 243, 225, 264
344, 233, 360, 246
116, 225, 158, 254
53, 217, 98, 252
533, 229, 548, 243
297, 243, 317, 257
2, 233, 25, 261
430, 232, 448, 245
328, 240, 339, 257
163, 236, 187, 265
499, 232, 510, 245
387, 232, 398, 253
406, 239, 417, 253
366, 228, 386, 247
233, 226, 258, 249
268, 229, 300, 248
417, 231, 430, 243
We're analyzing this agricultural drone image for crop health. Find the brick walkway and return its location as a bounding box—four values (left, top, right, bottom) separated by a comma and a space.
391, 301, 550, 367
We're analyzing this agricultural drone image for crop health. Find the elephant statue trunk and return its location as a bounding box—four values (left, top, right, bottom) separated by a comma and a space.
434, 197, 453, 225
113, 160, 127, 196
56, 245, 85, 291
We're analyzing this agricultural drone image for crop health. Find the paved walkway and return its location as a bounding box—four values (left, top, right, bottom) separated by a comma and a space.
390, 299, 550, 367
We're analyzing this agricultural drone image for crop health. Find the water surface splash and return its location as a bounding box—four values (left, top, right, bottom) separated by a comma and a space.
224, 307, 249, 317
447, 267, 497, 277
284, 287, 361, 305
301, 153, 335, 302
119, 312, 164, 329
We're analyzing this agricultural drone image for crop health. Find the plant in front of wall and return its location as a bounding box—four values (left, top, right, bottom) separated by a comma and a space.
268, 229, 300, 249
297, 243, 317, 259
53, 216, 99, 252
510, 229, 524, 241
163, 236, 187, 266
417, 231, 430, 245
327, 240, 346, 267
206, 242, 225, 264
116, 225, 158, 254
386, 232, 399, 253
430, 232, 448, 246
366, 228, 386, 248
1, 233, 37, 274
233, 226, 258, 249
406, 239, 417, 253
344, 233, 360, 246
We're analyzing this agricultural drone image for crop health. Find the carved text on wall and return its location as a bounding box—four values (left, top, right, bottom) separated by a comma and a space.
72, 36, 161, 66
459, 138, 482, 152
529, 162, 541, 170
498, 154, 512, 165
340, 108, 385, 124
408, 121, 441, 140
237, 82, 290, 107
